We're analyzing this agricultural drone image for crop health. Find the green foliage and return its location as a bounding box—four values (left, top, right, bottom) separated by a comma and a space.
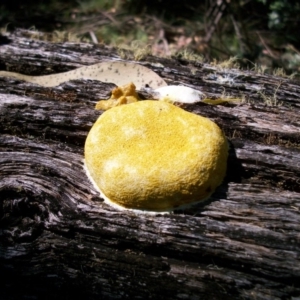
267, 0, 300, 31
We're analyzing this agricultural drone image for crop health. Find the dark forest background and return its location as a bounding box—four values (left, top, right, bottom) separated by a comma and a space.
1, 0, 300, 77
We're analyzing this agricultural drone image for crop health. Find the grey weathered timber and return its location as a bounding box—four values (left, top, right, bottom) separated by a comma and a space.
0, 29, 300, 300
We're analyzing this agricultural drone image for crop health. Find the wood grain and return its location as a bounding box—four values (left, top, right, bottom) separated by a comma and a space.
0, 29, 300, 299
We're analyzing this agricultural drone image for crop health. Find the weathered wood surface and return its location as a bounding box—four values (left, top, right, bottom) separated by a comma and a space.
0, 30, 300, 299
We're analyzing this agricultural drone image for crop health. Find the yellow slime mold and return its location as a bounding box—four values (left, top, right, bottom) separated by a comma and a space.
84, 100, 228, 212
95, 82, 140, 110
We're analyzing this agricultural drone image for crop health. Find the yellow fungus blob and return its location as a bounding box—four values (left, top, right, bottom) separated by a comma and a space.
95, 82, 140, 110
84, 100, 228, 212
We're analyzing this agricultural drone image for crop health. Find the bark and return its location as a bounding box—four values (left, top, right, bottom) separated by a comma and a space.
0, 29, 300, 300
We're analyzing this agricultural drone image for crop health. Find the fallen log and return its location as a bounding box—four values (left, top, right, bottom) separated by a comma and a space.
0, 29, 300, 299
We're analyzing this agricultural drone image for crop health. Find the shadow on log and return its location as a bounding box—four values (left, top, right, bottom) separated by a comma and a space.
0, 30, 300, 299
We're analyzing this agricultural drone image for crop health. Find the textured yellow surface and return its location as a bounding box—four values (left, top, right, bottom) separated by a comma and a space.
85, 100, 228, 211
95, 82, 140, 110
